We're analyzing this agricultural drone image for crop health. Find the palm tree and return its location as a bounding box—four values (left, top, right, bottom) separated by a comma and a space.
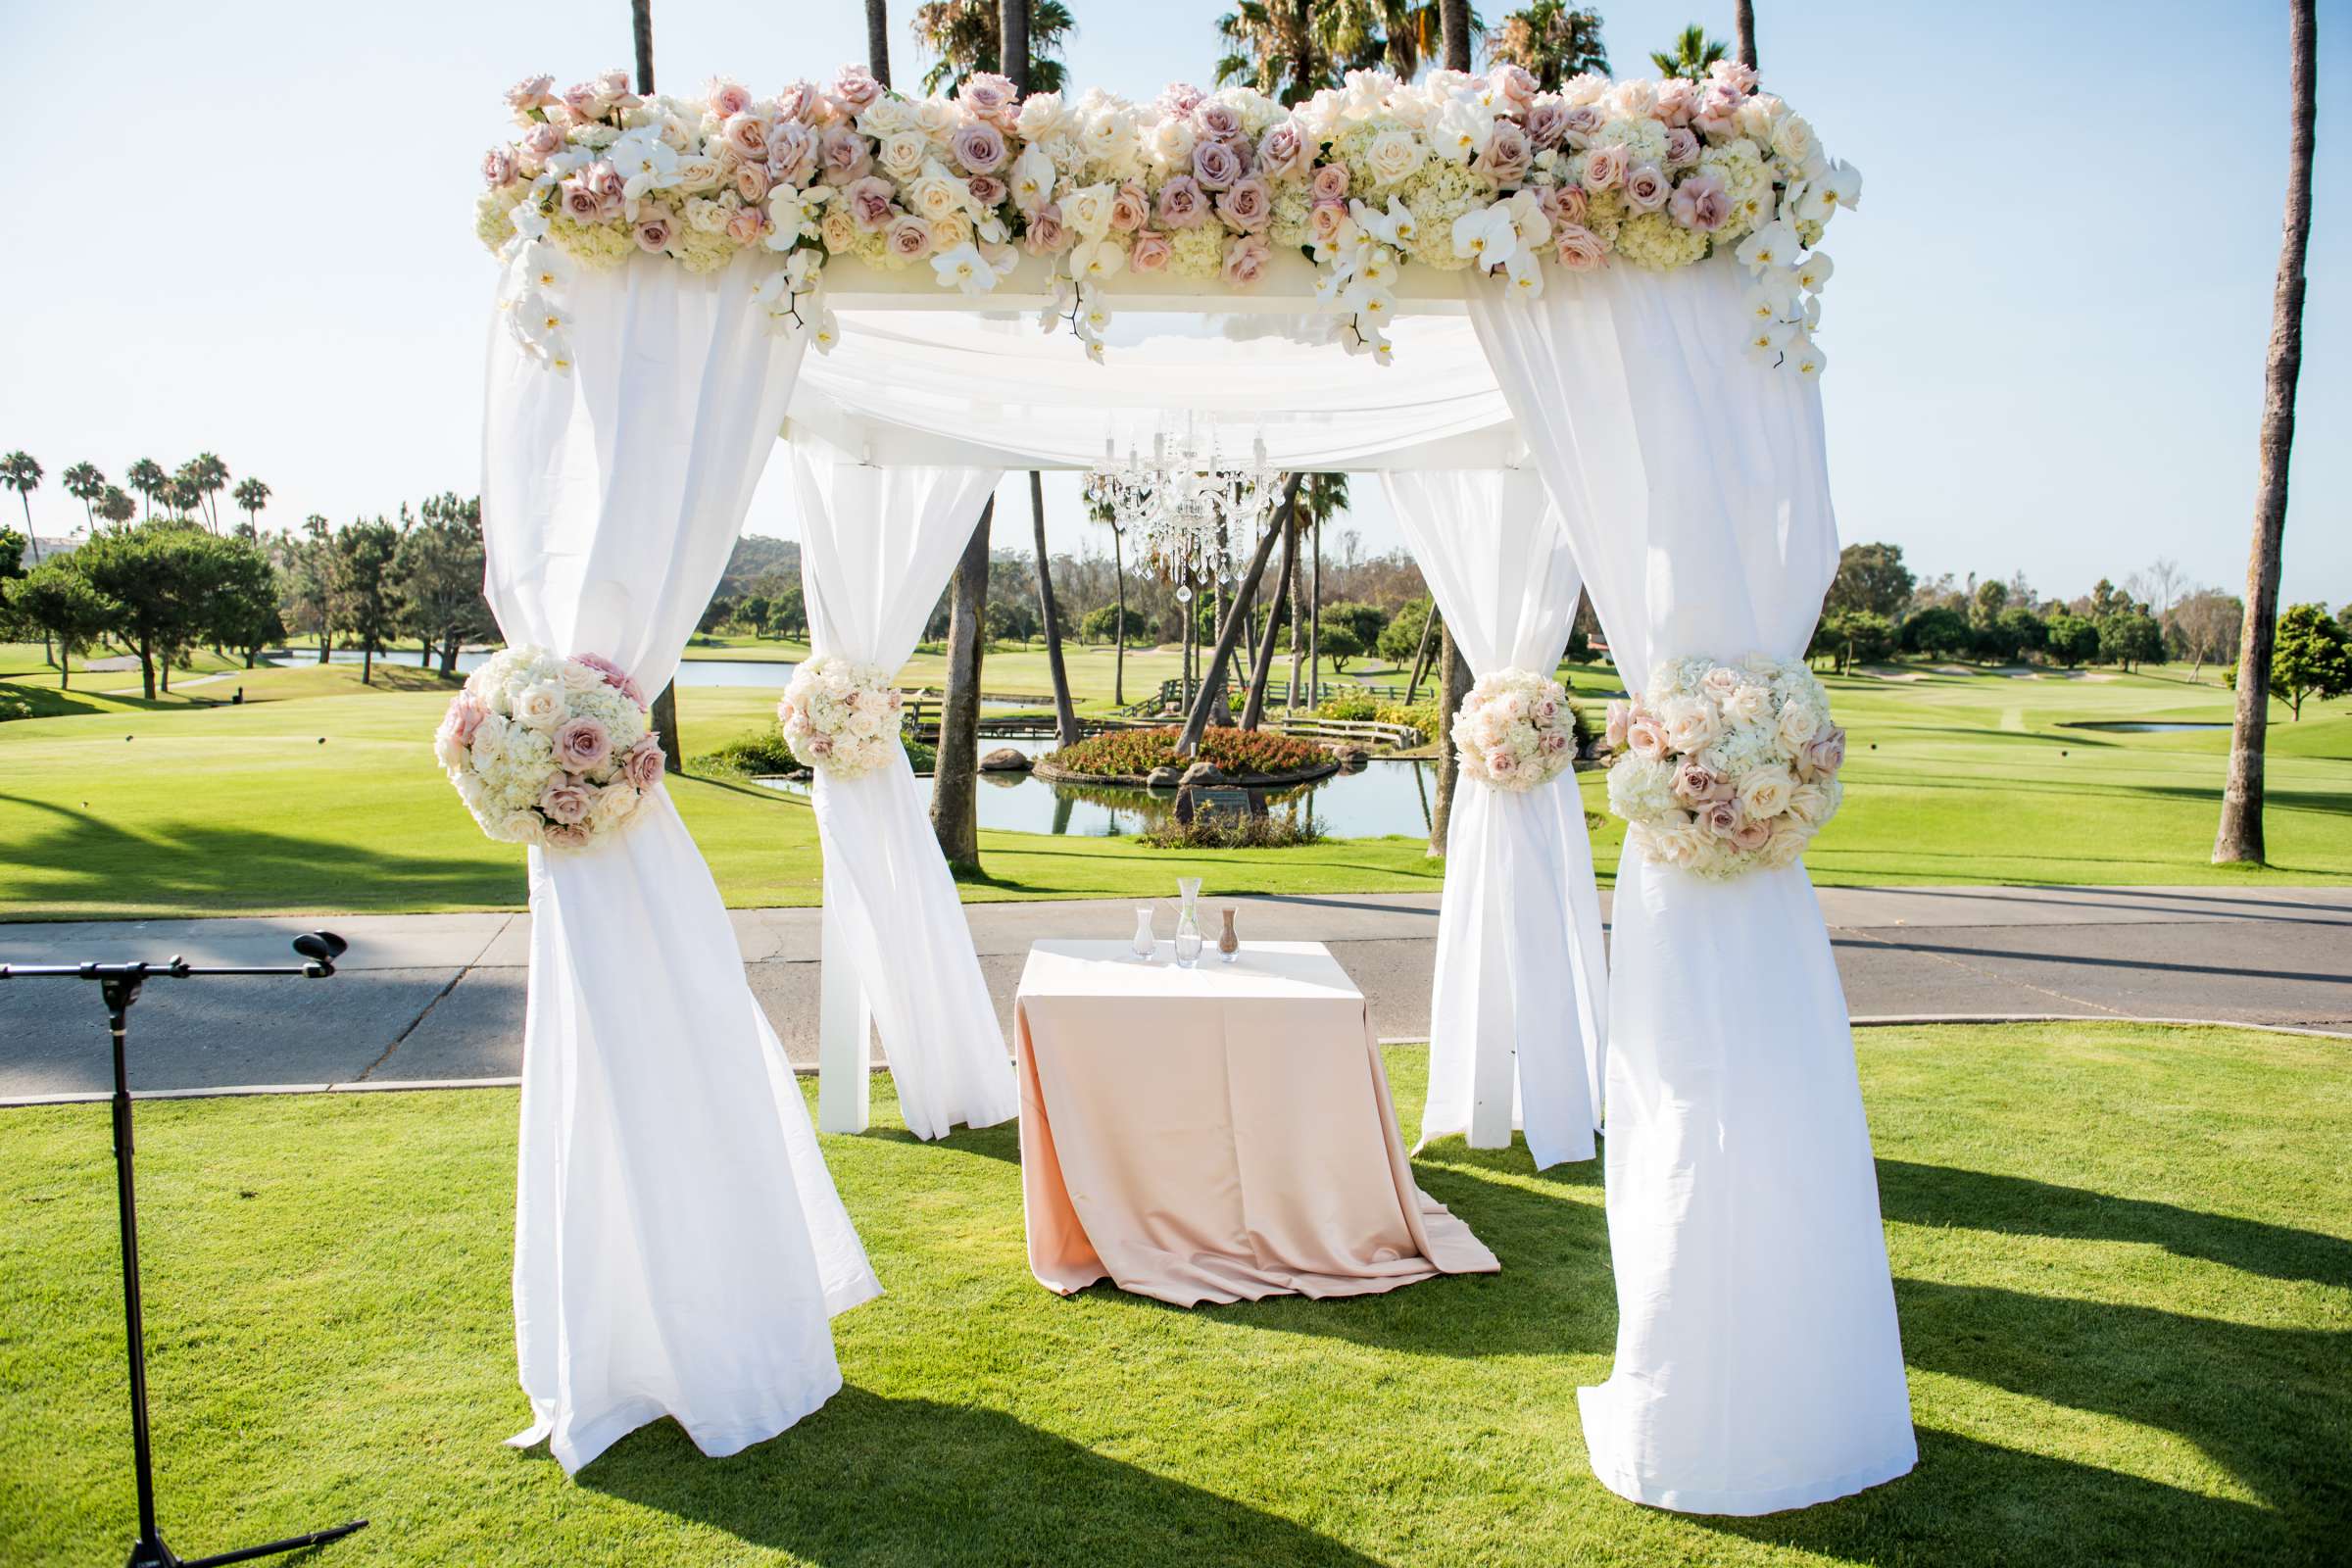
909, 0, 1074, 95
3, 450, 49, 662
2216, 0, 2317, 865
1439, 0, 1472, 70
1488, 1, 1606, 87
178, 454, 229, 532
126, 457, 166, 519
1215, 1, 1341, 103
1032, 472, 1080, 747
1735, 0, 1756, 72
61, 463, 105, 529
233, 476, 271, 537
1086, 486, 1129, 706
1651, 23, 1728, 79
1296, 473, 1349, 705
97, 486, 135, 527
867, 0, 893, 84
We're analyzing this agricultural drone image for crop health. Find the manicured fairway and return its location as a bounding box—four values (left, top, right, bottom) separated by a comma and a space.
0, 1023, 2343, 1566
1, 658, 2346, 921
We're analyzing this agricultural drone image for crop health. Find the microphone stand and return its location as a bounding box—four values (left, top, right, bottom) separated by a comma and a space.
0, 934, 369, 1568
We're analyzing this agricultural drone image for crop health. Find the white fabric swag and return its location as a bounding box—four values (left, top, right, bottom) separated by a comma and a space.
1469, 262, 1916, 1514
789, 437, 1020, 1141
1380, 468, 1605, 1169
482, 253, 879, 1476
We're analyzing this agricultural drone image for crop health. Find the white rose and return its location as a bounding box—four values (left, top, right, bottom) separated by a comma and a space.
876, 131, 927, 179
1769, 114, 1817, 168
500, 809, 547, 845
1721, 683, 1771, 728
513, 680, 568, 730
1657, 694, 1721, 757
1365, 128, 1425, 185
1777, 700, 1822, 753
1737, 765, 1795, 821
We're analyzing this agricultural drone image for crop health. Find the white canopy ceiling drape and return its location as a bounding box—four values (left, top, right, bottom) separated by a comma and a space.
788, 433, 1020, 1142
1468, 261, 1915, 1514
1381, 468, 1605, 1169
482, 250, 879, 1476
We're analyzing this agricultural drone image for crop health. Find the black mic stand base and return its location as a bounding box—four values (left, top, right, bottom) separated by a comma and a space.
129, 1517, 369, 1568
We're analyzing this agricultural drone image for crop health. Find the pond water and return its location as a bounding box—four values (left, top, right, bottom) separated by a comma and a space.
270, 649, 798, 687
760, 737, 1443, 839
2058, 720, 2230, 734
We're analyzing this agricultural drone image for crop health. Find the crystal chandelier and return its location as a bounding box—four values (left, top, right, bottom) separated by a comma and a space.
1086, 429, 1281, 602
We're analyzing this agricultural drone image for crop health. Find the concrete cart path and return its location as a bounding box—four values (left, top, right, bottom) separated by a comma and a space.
3, 885, 2347, 1100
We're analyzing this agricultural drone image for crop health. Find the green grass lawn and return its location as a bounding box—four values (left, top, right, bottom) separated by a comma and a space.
0, 1023, 2343, 1566
1, 658, 2346, 922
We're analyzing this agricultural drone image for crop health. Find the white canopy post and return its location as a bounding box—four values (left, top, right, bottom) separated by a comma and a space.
1382, 468, 1606, 1167
1469, 262, 1915, 1514
481, 250, 879, 1476
789, 434, 1020, 1142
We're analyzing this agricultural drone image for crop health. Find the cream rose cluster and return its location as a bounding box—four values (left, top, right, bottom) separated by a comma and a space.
435, 646, 663, 852
1451, 667, 1582, 793
1601, 652, 1845, 879
479, 61, 1855, 371
778, 655, 905, 780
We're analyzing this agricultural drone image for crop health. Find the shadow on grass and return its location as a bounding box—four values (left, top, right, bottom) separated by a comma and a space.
0, 793, 515, 915
858, 1116, 1022, 1166
582, 1387, 1386, 1567
1879, 1159, 2350, 1290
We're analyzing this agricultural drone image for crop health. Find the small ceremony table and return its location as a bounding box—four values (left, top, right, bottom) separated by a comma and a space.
1014, 939, 1498, 1306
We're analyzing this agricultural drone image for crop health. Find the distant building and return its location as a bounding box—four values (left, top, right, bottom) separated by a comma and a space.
13, 535, 75, 570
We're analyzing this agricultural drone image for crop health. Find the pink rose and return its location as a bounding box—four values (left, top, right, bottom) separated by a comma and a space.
967, 173, 1008, 207
1306, 200, 1349, 245
1540, 730, 1570, 756
506, 74, 558, 117
632, 210, 678, 253
597, 68, 634, 104
1701, 798, 1743, 838
1673, 759, 1733, 805
1158, 82, 1205, 120
952, 122, 1008, 174
1021, 204, 1067, 254
767, 122, 819, 186
1655, 76, 1700, 128
585, 161, 624, 203
726, 205, 767, 244
1257, 122, 1307, 180
1731, 817, 1773, 854
1664, 125, 1701, 168
1474, 122, 1531, 185
1561, 105, 1605, 150
553, 715, 613, 772
1623, 164, 1669, 213
482, 148, 517, 189
1193, 100, 1243, 140
705, 76, 754, 119
539, 776, 595, 825
1708, 59, 1758, 95
440, 692, 486, 748
1127, 229, 1174, 272
562, 79, 609, 123
844, 174, 897, 230
832, 65, 883, 111
1803, 724, 1847, 777
886, 214, 934, 259
1155, 174, 1208, 228
1309, 163, 1350, 203
558, 178, 605, 223
1191, 138, 1243, 191
1696, 86, 1742, 140
1221, 233, 1272, 287
1668, 173, 1729, 230
622, 736, 665, 791
773, 80, 823, 125
543, 821, 593, 851
1216, 175, 1272, 232
1525, 101, 1570, 151
1488, 750, 1518, 777
1491, 64, 1539, 109
721, 111, 770, 163
519, 123, 564, 168
1603, 699, 1631, 751
958, 72, 1018, 124
734, 163, 771, 204
1110, 182, 1150, 232
818, 126, 872, 184
1582, 144, 1629, 192
1626, 713, 1668, 760
1554, 223, 1606, 270
1540, 182, 1589, 227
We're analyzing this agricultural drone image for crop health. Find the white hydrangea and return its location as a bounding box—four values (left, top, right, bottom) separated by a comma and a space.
779, 655, 905, 779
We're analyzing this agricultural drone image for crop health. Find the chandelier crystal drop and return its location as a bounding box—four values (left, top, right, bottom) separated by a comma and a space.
1085, 426, 1282, 590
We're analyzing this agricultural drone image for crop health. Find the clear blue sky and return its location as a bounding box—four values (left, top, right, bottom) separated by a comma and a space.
0, 0, 2341, 606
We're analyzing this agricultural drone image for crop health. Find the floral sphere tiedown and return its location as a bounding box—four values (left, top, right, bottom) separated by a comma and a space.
1452, 668, 1581, 792
779, 656, 905, 778
436, 648, 664, 850
1602, 654, 1846, 879
479, 60, 1856, 374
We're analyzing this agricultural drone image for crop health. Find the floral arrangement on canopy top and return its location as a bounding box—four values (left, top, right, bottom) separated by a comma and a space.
479, 60, 1856, 374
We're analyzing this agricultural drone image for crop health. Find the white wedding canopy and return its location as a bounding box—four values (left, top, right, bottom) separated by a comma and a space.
480, 242, 1912, 1509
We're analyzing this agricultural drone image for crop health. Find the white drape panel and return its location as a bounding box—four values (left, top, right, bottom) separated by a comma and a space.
1381, 469, 1605, 1169
1470, 260, 1914, 1514
788, 438, 1020, 1140
483, 253, 879, 1476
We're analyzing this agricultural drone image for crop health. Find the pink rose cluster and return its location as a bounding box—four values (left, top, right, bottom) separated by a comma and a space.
1450, 667, 1584, 793
434, 646, 664, 853
1600, 653, 1846, 880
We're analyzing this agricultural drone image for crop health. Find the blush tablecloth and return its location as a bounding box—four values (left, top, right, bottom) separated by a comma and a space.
1014, 939, 1499, 1306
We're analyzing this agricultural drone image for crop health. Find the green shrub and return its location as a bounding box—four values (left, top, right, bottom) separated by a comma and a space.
1047, 725, 1328, 779
694, 724, 932, 776
1137, 805, 1325, 850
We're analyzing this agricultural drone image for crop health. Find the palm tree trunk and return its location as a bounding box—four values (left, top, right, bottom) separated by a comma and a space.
1440, 0, 1472, 71
1404, 600, 1437, 702
1735, 0, 1757, 72
932, 497, 994, 870
1286, 533, 1302, 711
866, 0, 892, 85
631, 0, 655, 93
651, 681, 682, 771
1002, 0, 1030, 90
1178, 477, 1299, 753
15, 490, 50, 663
1308, 518, 1322, 706
1110, 525, 1126, 706
1032, 472, 1080, 747
2215, 0, 2316, 865
1240, 511, 1298, 730
1427, 626, 1471, 857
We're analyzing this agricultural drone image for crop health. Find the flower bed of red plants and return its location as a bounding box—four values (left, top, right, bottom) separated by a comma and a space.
1041, 726, 1335, 783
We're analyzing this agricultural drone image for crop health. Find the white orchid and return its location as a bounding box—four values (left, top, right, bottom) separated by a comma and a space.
1816, 159, 1864, 210
1741, 319, 1795, 365
1450, 202, 1519, 270
1735, 220, 1800, 270
1008, 145, 1057, 214
1502, 248, 1544, 300
607, 128, 680, 200
931, 243, 999, 296
1792, 250, 1835, 292
1784, 333, 1827, 376
1073, 238, 1126, 282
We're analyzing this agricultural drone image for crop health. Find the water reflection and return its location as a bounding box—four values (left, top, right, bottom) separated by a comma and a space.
270, 648, 802, 687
